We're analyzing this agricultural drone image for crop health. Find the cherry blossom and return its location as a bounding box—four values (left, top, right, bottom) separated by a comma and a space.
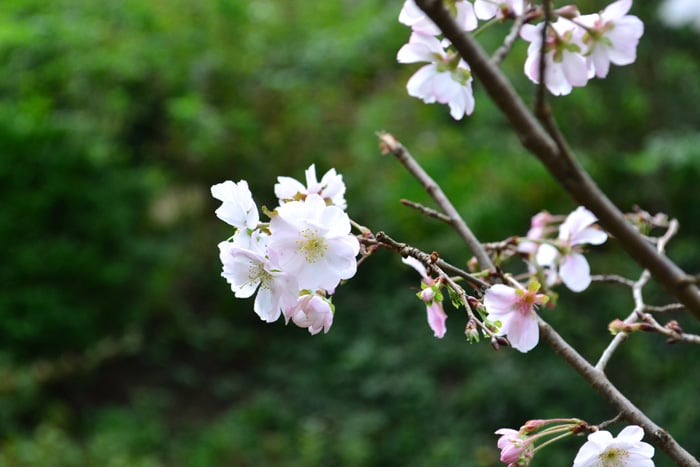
521, 19, 589, 95
218, 236, 298, 323
483, 283, 548, 352
269, 194, 359, 292
286, 293, 334, 335
399, 0, 478, 36
495, 428, 533, 466
211, 180, 259, 229
402, 256, 447, 338
577, 0, 644, 79
536, 206, 607, 292
659, 0, 700, 32
275, 164, 347, 210
397, 32, 475, 120
573, 425, 655, 467
474, 0, 525, 21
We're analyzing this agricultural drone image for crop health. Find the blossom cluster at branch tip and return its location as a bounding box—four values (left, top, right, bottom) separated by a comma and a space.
573, 425, 655, 467
212, 165, 359, 335
520, 206, 607, 293
396, 0, 645, 114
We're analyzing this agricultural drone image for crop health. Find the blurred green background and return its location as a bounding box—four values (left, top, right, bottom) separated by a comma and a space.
1, 0, 699, 465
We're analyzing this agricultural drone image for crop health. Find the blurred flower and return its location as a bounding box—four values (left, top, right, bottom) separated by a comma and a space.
578, 0, 644, 78
573, 425, 655, 467
397, 32, 475, 119
483, 283, 548, 352
399, 0, 478, 35
521, 18, 589, 95
402, 256, 448, 338
658, 0, 700, 32
211, 180, 259, 229
474, 0, 525, 21
270, 194, 359, 292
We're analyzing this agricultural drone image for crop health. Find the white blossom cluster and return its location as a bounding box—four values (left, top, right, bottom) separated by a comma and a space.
212, 165, 359, 335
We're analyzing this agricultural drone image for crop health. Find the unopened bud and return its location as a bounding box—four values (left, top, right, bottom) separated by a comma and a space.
554, 5, 579, 19
522, 419, 546, 433
465, 319, 480, 342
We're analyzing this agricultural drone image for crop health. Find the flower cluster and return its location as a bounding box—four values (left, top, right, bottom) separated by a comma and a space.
212, 165, 359, 335
521, 0, 644, 95
397, 0, 644, 116
519, 206, 608, 293
495, 421, 655, 467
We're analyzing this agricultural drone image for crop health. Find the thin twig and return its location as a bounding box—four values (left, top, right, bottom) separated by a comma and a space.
400, 199, 452, 223
590, 274, 635, 288
491, 13, 528, 66
642, 303, 685, 313
378, 131, 495, 271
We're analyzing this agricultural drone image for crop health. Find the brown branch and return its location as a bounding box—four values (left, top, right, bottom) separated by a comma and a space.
400, 199, 453, 223
539, 318, 699, 466
378, 131, 495, 271
412, 0, 700, 322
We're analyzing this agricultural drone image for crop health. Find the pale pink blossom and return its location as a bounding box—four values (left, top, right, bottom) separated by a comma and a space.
399, 0, 478, 35
286, 294, 334, 335
495, 428, 533, 466
275, 164, 347, 210
573, 425, 654, 467
398, 32, 475, 120
483, 284, 548, 352
659, 0, 700, 32
218, 236, 298, 323
536, 206, 607, 292
269, 194, 359, 292
402, 256, 448, 338
474, 0, 525, 21
578, 0, 644, 78
211, 180, 259, 229
517, 210, 554, 255
521, 19, 589, 95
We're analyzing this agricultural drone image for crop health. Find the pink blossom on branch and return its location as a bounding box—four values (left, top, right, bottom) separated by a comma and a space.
577, 0, 644, 78
474, 0, 525, 21
402, 256, 448, 338
483, 283, 549, 352
536, 206, 608, 292
286, 293, 334, 335
210, 180, 259, 230
397, 32, 475, 120
573, 425, 655, 467
399, 0, 478, 36
495, 428, 533, 466
274, 163, 347, 210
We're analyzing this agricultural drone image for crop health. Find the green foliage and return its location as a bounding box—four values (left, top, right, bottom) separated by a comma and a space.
1, 0, 699, 465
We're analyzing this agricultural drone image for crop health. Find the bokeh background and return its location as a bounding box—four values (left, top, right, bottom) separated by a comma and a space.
1, 0, 699, 465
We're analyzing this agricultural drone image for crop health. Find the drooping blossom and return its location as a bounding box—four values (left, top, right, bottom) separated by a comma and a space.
402, 256, 448, 338
517, 210, 554, 256
495, 428, 534, 466
399, 0, 478, 36
269, 194, 359, 292
397, 32, 475, 120
483, 283, 548, 352
218, 234, 298, 323
474, 0, 525, 21
286, 293, 334, 335
573, 425, 655, 467
658, 0, 700, 32
274, 164, 347, 210
211, 180, 259, 229
521, 18, 589, 95
577, 0, 644, 78
536, 206, 608, 292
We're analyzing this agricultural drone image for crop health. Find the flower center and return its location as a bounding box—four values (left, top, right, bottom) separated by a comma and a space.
598, 447, 629, 466
297, 228, 328, 263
